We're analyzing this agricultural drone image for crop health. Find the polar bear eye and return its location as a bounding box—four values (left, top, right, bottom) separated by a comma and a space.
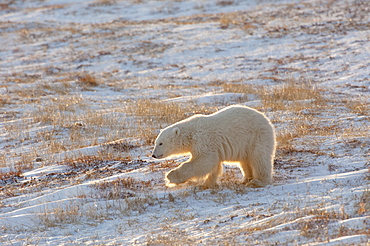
159, 143, 163, 146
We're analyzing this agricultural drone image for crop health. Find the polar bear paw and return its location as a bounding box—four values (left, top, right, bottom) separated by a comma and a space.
165, 169, 186, 186
244, 179, 265, 188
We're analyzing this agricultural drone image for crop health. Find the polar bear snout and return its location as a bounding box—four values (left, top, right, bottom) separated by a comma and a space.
152, 138, 166, 159
152, 147, 164, 159
152, 153, 163, 159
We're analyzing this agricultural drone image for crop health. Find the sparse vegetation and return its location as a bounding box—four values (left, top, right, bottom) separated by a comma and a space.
77, 72, 101, 88
358, 189, 370, 215
125, 99, 215, 144
222, 82, 258, 95
344, 98, 370, 116
1, 0, 369, 245
127, 99, 213, 125
92, 177, 153, 196
128, 99, 188, 124
262, 76, 324, 111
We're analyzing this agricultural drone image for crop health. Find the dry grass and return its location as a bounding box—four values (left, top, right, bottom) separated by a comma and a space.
219, 12, 255, 32
0, 154, 6, 168
146, 228, 196, 246
0, 94, 11, 107
296, 207, 370, 241
91, 0, 117, 7
262, 76, 324, 111
220, 76, 324, 112
62, 155, 132, 170
357, 189, 370, 215
276, 115, 317, 150
266, 78, 321, 101
92, 177, 153, 199
219, 13, 243, 29
25, 94, 130, 156
0, 170, 22, 183
298, 209, 349, 239
218, 166, 246, 193
77, 72, 101, 88
1, 1, 369, 244
0, 155, 144, 199
344, 98, 370, 116
222, 82, 258, 95
226, 198, 368, 244
126, 99, 214, 144
31, 95, 85, 125
127, 99, 208, 125
41, 79, 74, 95
37, 200, 117, 227
38, 202, 82, 228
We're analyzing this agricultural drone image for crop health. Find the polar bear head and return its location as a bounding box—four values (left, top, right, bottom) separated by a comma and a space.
152, 126, 182, 159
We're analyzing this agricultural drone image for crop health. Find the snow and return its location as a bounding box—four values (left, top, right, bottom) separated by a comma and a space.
1, 0, 369, 245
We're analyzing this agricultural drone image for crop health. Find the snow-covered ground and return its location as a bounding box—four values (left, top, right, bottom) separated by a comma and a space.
0, 0, 369, 245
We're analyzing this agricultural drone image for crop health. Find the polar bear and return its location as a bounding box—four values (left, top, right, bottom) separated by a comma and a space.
152, 105, 276, 188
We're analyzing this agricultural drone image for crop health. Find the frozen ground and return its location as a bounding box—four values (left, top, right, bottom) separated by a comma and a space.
0, 0, 369, 245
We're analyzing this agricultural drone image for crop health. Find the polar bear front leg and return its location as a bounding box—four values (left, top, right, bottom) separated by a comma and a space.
203, 162, 222, 188
166, 167, 187, 185
165, 154, 220, 186
245, 153, 273, 188
240, 160, 253, 184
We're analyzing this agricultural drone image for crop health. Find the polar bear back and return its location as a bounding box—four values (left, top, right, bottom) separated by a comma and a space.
176, 105, 275, 162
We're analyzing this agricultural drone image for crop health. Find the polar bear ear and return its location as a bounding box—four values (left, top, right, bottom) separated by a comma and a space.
173, 127, 180, 135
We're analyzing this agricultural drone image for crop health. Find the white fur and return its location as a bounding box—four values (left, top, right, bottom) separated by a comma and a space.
152, 105, 276, 188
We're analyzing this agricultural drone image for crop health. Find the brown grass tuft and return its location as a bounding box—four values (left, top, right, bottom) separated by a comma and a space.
77, 73, 100, 88
0, 170, 23, 182
219, 12, 254, 32
222, 83, 258, 95
262, 76, 324, 111
344, 98, 370, 116
357, 189, 370, 215
126, 99, 214, 144
31, 95, 85, 125
92, 177, 152, 196
128, 99, 213, 124
129, 99, 188, 124
298, 209, 349, 239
